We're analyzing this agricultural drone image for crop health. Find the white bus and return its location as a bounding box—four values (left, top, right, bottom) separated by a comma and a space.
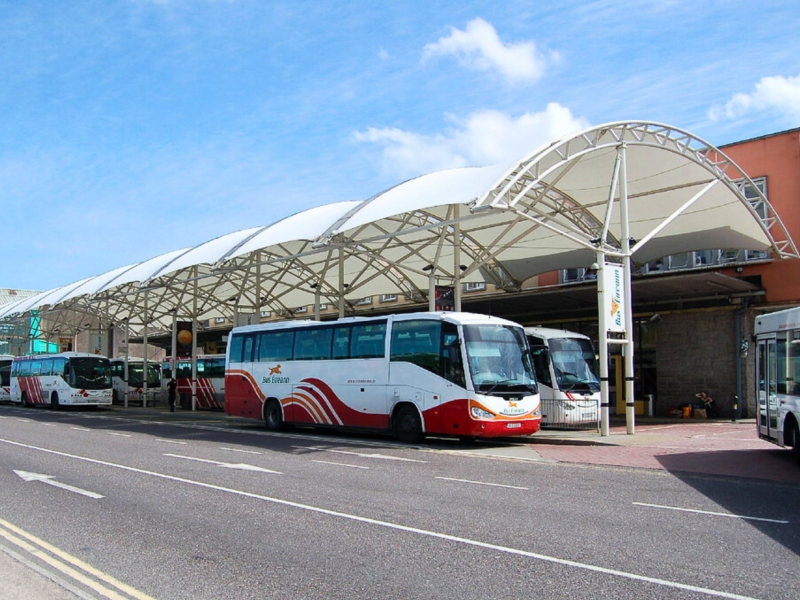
163, 354, 226, 409
0, 354, 13, 402
10, 352, 113, 408
110, 358, 162, 406
225, 311, 541, 442
525, 327, 600, 429
754, 307, 800, 464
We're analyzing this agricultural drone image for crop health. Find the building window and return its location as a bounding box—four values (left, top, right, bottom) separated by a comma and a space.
464, 282, 487, 292
295, 306, 308, 314
738, 176, 768, 220
214, 317, 226, 324
355, 297, 373, 306
559, 268, 596, 283
379, 294, 398, 303
260, 310, 271, 318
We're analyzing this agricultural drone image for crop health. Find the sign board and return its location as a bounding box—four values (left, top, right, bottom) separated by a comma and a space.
236, 313, 256, 327
434, 286, 454, 312
603, 263, 626, 333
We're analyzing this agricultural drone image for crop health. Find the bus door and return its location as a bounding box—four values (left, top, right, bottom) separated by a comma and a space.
757, 338, 778, 441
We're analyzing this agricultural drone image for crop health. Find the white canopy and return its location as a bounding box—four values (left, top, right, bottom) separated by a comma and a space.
2, 122, 795, 340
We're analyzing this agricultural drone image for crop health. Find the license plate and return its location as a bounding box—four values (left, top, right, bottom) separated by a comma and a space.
506, 423, 522, 429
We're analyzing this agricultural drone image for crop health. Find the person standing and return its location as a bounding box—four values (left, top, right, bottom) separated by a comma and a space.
167, 378, 177, 412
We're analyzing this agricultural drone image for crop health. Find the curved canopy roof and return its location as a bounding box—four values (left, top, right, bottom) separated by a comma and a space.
2, 121, 795, 341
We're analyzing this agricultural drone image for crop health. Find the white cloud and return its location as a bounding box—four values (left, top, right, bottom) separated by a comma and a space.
709, 73, 800, 124
422, 18, 552, 84
354, 104, 590, 178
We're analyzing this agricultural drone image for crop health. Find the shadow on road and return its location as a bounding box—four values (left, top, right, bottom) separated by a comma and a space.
656, 449, 800, 557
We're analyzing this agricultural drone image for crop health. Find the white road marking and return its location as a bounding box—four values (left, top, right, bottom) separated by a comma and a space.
293, 445, 427, 463
0, 436, 765, 600
71, 427, 91, 432
633, 502, 788, 524
106, 432, 132, 438
14, 470, 104, 499
312, 460, 370, 470
219, 447, 263, 455
164, 453, 282, 474
156, 439, 187, 445
435, 476, 528, 490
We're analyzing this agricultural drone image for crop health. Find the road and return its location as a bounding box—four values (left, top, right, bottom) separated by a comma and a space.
1, 405, 799, 600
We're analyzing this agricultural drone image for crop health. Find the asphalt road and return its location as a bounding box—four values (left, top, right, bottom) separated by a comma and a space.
1, 405, 799, 600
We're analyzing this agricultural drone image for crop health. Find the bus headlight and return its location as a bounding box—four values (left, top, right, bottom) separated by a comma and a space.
471, 406, 495, 419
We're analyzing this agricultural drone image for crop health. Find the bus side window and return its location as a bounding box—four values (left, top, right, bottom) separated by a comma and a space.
442, 322, 465, 387
258, 331, 294, 361
528, 337, 552, 387
229, 334, 245, 363
332, 326, 351, 359
351, 323, 386, 358
52, 358, 67, 379
40, 358, 54, 377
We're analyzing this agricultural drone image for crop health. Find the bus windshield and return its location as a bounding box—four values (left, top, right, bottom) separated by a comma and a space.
127, 363, 161, 387
549, 338, 600, 392
0, 360, 11, 387
464, 324, 537, 393
70, 357, 112, 390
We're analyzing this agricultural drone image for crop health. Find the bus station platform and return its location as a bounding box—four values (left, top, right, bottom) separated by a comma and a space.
102, 405, 800, 484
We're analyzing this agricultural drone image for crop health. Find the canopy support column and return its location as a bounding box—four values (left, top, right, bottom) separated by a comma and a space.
453, 205, 462, 312
170, 311, 177, 394
619, 143, 635, 435
338, 247, 345, 318
124, 320, 130, 409
142, 291, 149, 408
192, 275, 198, 412
596, 251, 610, 437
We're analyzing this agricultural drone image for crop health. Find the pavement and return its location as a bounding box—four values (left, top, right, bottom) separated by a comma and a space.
2, 404, 799, 599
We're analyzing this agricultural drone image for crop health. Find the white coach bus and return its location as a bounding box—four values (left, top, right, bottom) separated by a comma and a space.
11, 352, 113, 408
225, 312, 541, 442
110, 358, 162, 405
525, 327, 601, 429
754, 307, 800, 464
0, 355, 13, 402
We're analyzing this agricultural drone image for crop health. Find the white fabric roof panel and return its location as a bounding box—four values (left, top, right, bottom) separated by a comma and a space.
2, 121, 795, 340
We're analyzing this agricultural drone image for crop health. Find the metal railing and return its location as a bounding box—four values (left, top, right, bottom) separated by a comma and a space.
540, 398, 601, 431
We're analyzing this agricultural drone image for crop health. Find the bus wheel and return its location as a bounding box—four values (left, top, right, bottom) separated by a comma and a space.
394, 405, 423, 444
264, 400, 285, 431
791, 423, 800, 467
51, 393, 60, 410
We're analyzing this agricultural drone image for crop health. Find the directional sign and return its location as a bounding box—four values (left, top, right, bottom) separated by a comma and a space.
164, 454, 282, 474
14, 470, 104, 499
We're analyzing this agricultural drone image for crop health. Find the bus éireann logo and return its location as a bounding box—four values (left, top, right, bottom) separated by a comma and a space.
262, 364, 290, 384
610, 299, 620, 316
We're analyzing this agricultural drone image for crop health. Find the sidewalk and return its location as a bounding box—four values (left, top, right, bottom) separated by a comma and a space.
531, 417, 800, 484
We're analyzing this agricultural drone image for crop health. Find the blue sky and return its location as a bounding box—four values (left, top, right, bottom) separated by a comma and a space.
2, 0, 799, 292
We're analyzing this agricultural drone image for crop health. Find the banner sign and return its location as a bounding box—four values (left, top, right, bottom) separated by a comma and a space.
603, 264, 626, 332
434, 286, 454, 312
